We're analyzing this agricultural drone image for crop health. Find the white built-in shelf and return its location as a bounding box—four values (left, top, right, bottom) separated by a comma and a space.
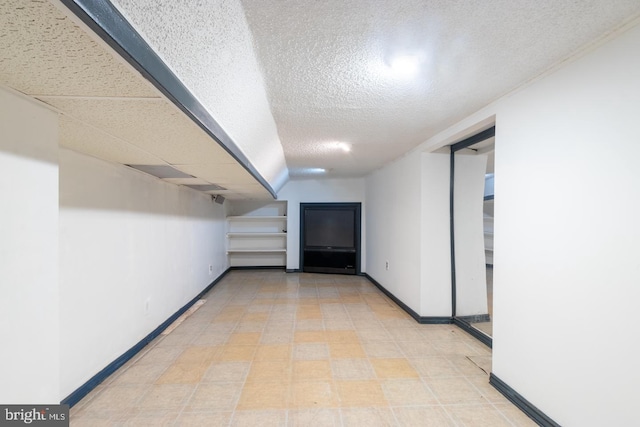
225, 201, 288, 267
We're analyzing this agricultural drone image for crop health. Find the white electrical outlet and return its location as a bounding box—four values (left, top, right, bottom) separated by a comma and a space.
385, 260, 389, 270
209, 264, 213, 275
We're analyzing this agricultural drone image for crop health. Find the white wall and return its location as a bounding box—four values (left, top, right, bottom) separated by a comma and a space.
489, 21, 640, 427
59, 148, 228, 398
0, 88, 60, 403
420, 153, 452, 317
366, 155, 422, 313
277, 178, 366, 271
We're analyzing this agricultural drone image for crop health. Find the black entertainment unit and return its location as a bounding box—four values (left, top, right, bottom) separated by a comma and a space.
300, 203, 361, 275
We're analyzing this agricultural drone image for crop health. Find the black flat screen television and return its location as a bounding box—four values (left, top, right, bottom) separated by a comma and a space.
304, 209, 355, 249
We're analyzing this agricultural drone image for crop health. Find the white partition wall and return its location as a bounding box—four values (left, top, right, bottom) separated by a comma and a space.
59, 149, 228, 398
0, 88, 60, 403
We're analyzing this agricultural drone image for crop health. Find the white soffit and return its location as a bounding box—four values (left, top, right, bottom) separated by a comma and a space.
0, 0, 273, 199
240, 0, 640, 177
109, 0, 289, 191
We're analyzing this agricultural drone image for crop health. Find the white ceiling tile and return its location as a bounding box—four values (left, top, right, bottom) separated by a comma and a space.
0, 0, 159, 98
39, 97, 239, 165
59, 116, 164, 165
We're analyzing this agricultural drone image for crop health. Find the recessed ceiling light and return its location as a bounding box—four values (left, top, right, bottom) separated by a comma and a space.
389, 54, 420, 77
333, 142, 351, 152
306, 168, 327, 174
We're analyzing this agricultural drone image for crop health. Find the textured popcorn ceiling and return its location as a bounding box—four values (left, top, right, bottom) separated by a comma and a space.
240, 0, 640, 176
0, 0, 272, 199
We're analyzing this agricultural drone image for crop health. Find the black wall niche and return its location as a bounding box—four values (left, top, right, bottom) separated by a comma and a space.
300, 203, 361, 275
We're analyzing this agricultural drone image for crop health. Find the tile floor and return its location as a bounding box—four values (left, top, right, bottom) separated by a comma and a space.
70, 270, 535, 426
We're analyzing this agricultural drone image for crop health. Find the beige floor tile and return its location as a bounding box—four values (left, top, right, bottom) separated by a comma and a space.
246, 359, 292, 383
341, 407, 397, 426
336, 380, 387, 407
324, 319, 355, 330
155, 361, 209, 384
381, 379, 438, 406
410, 357, 461, 378
236, 382, 290, 410
356, 328, 393, 341
235, 320, 267, 333
292, 360, 332, 381
68, 272, 534, 427
218, 345, 257, 361
175, 411, 232, 427
294, 330, 327, 343
325, 330, 359, 343
362, 341, 405, 358
111, 363, 167, 385
135, 346, 183, 365
80, 385, 147, 416
493, 404, 539, 427
202, 361, 250, 382
328, 341, 366, 359
231, 409, 287, 426
175, 346, 220, 364
261, 330, 295, 344
122, 409, 179, 426
445, 404, 513, 427
331, 359, 376, 380
393, 406, 455, 427
254, 344, 292, 360
290, 381, 339, 408
427, 377, 486, 405
227, 332, 262, 346
136, 384, 195, 410
185, 382, 242, 411
293, 343, 330, 360
371, 358, 419, 379
242, 312, 269, 321
287, 408, 341, 426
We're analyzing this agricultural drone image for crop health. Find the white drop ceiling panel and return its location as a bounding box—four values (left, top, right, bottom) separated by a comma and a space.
172, 164, 258, 186
59, 115, 164, 165
39, 97, 239, 166
0, 0, 158, 98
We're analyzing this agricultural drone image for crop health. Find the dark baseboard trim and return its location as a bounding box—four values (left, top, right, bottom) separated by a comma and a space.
286, 268, 302, 273
363, 274, 453, 325
457, 313, 491, 323
452, 318, 492, 348
490, 373, 560, 427
229, 266, 285, 271
61, 267, 231, 407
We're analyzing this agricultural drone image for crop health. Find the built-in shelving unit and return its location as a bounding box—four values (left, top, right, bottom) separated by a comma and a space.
226, 201, 287, 267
